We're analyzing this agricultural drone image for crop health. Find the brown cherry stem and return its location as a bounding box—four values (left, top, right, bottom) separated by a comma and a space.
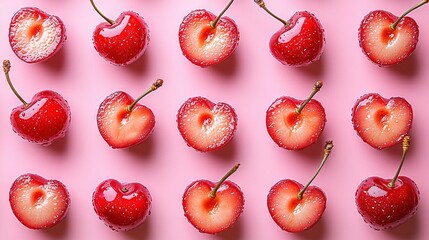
296, 81, 323, 114
254, 0, 289, 27
297, 141, 333, 200
210, 0, 235, 28
391, 0, 428, 30
90, 0, 115, 25
3, 60, 28, 106
127, 79, 163, 112
388, 136, 411, 188
210, 164, 240, 199
121, 187, 128, 193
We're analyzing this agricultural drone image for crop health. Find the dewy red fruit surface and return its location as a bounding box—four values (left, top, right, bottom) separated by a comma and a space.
269, 11, 325, 66
177, 96, 237, 152
358, 10, 419, 66
3, 60, 71, 145
92, 179, 152, 231
352, 93, 412, 149
182, 164, 244, 234
266, 81, 326, 150
178, 9, 239, 67
9, 7, 67, 63
9, 174, 70, 229
91, 0, 149, 66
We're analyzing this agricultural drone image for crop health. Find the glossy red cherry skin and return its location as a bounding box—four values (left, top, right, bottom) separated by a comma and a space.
355, 176, 419, 230
93, 11, 149, 66
270, 11, 325, 67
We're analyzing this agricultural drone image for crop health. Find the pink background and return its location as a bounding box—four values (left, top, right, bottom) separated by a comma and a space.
0, 0, 428, 239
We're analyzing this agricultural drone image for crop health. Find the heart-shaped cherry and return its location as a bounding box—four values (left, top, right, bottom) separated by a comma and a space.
358, 0, 428, 66
182, 164, 244, 234
92, 179, 152, 231
268, 141, 333, 232
356, 136, 419, 230
177, 96, 237, 152
179, 0, 239, 67
9, 7, 67, 63
352, 93, 413, 149
90, 0, 149, 66
254, 0, 325, 66
97, 79, 163, 149
9, 173, 70, 229
266, 81, 326, 150
3, 60, 71, 145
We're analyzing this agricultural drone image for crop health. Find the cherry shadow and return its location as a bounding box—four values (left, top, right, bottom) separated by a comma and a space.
45, 135, 69, 155
386, 213, 420, 239
294, 57, 325, 78
388, 52, 420, 79
215, 218, 244, 240
209, 137, 237, 162
286, 133, 329, 163
296, 217, 327, 240
126, 134, 156, 159
124, 218, 152, 239
43, 215, 69, 238
209, 52, 239, 78
125, 50, 151, 76
42, 46, 67, 73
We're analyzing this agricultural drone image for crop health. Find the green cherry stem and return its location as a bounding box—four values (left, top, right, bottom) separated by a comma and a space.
388, 136, 411, 188
296, 81, 323, 114
210, 164, 240, 199
90, 0, 115, 25
297, 141, 333, 200
2, 60, 28, 106
391, 0, 428, 30
210, 0, 235, 28
254, 0, 289, 27
127, 79, 164, 112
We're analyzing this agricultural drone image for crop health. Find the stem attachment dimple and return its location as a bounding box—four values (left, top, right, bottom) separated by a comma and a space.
254, 0, 289, 27
3, 60, 28, 106
296, 81, 323, 114
210, 164, 240, 199
127, 79, 163, 112
90, 0, 115, 25
297, 141, 333, 200
390, 0, 428, 30
210, 0, 235, 28
388, 136, 411, 188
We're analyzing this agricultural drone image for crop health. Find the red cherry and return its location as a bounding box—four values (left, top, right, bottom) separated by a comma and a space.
178, 0, 239, 67
92, 179, 152, 231
90, 0, 149, 66
358, 0, 428, 66
267, 142, 333, 232
97, 79, 163, 149
9, 174, 70, 229
3, 60, 70, 145
266, 81, 326, 150
255, 0, 325, 66
9, 7, 67, 63
182, 164, 244, 234
356, 137, 420, 230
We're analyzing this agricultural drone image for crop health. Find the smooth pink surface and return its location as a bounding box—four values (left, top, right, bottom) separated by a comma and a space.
0, 0, 428, 239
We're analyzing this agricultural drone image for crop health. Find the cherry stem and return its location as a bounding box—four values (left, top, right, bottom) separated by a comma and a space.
254, 0, 289, 27
210, 164, 240, 199
2, 60, 28, 106
391, 0, 428, 30
388, 136, 411, 188
90, 0, 115, 25
127, 79, 163, 112
296, 81, 323, 114
121, 187, 128, 193
210, 0, 235, 28
297, 141, 333, 200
